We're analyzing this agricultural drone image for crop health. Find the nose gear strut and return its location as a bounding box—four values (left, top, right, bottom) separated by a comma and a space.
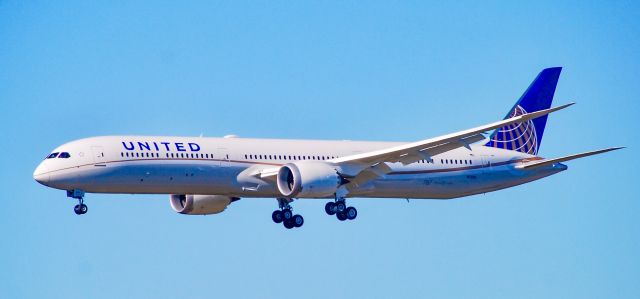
67, 189, 88, 215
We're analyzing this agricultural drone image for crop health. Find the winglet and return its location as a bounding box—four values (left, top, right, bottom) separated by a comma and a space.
509, 102, 574, 125
526, 102, 574, 119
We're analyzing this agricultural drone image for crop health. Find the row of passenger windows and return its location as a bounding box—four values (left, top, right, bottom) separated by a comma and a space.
46, 152, 70, 159
118, 151, 474, 166
119, 152, 340, 161
244, 154, 338, 161
121, 152, 217, 159
441, 159, 473, 165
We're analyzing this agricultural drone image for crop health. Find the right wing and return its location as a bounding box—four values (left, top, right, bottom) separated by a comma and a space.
330, 103, 575, 188
254, 102, 576, 190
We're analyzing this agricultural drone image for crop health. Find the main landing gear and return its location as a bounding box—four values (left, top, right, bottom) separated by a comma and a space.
272, 198, 304, 229
325, 197, 357, 221
67, 189, 87, 215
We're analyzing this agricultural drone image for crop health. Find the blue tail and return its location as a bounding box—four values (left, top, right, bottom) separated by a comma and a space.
484, 67, 562, 155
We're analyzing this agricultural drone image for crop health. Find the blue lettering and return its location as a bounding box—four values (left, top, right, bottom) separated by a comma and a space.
188, 143, 201, 152
122, 142, 134, 150
161, 142, 171, 151
138, 142, 151, 151
153, 142, 159, 151
175, 143, 186, 151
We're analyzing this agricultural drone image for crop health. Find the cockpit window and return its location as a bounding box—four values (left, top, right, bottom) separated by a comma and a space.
58, 152, 71, 158
47, 152, 59, 159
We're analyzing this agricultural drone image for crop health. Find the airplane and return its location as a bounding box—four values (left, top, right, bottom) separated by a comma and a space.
33, 67, 622, 229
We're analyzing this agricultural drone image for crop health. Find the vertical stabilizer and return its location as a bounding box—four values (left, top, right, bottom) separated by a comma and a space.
484, 67, 562, 155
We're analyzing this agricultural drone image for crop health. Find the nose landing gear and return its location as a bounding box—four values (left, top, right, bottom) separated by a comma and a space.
67, 189, 87, 215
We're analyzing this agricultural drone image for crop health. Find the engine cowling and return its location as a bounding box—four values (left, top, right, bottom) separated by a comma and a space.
277, 162, 341, 198
169, 194, 239, 215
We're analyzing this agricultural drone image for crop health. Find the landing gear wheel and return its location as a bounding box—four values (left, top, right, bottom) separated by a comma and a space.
336, 202, 346, 213
292, 214, 304, 227
336, 212, 347, 221
80, 204, 88, 214
272, 210, 284, 223
282, 209, 293, 220
325, 202, 337, 215
345, 206, 357, 220
283, 219, 295, 229
74, 205, 82, 215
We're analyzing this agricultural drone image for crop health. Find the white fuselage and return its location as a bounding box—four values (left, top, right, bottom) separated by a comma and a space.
33, 136, 567, 200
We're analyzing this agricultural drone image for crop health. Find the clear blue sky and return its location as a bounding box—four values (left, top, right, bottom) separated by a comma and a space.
1, 1, 638, 298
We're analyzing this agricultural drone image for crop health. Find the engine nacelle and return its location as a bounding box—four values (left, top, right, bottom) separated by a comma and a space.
169, 194, 239, 215
277, 162, 341, 198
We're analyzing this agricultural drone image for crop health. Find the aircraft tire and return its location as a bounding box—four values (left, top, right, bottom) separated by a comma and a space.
346, 207, 357, 220
293, 214, 304, 227
283, 219, 295, 229
272, 210, 284, 223
283, 209, 293, 220
325, 202, 336, 215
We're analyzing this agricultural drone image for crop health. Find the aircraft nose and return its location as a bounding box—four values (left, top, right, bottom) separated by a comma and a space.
33, 163, 50, 185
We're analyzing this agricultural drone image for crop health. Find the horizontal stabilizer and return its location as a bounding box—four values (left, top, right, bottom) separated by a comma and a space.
516, 147, 624, 169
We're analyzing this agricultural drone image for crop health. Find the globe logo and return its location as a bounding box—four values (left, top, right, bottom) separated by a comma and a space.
487, 105, 539, 155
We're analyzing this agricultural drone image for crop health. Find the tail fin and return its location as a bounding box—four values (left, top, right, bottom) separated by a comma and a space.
485, 67, 562, 155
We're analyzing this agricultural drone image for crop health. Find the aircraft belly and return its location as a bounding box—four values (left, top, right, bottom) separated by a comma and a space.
76, 161, 245, 195
350, 167, 532, 199
69, 160, 562, 199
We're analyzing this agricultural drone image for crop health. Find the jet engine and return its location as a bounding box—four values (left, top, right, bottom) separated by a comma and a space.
276, 162, 342, 198
169, 194, 239, 215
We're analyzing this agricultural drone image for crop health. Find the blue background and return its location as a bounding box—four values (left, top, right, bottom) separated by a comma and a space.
1, 1, 637, 298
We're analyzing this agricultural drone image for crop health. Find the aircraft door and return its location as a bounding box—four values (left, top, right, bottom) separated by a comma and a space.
91, 146, 107, 165
217, 148, 229, 167
480, 155, 493, 172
